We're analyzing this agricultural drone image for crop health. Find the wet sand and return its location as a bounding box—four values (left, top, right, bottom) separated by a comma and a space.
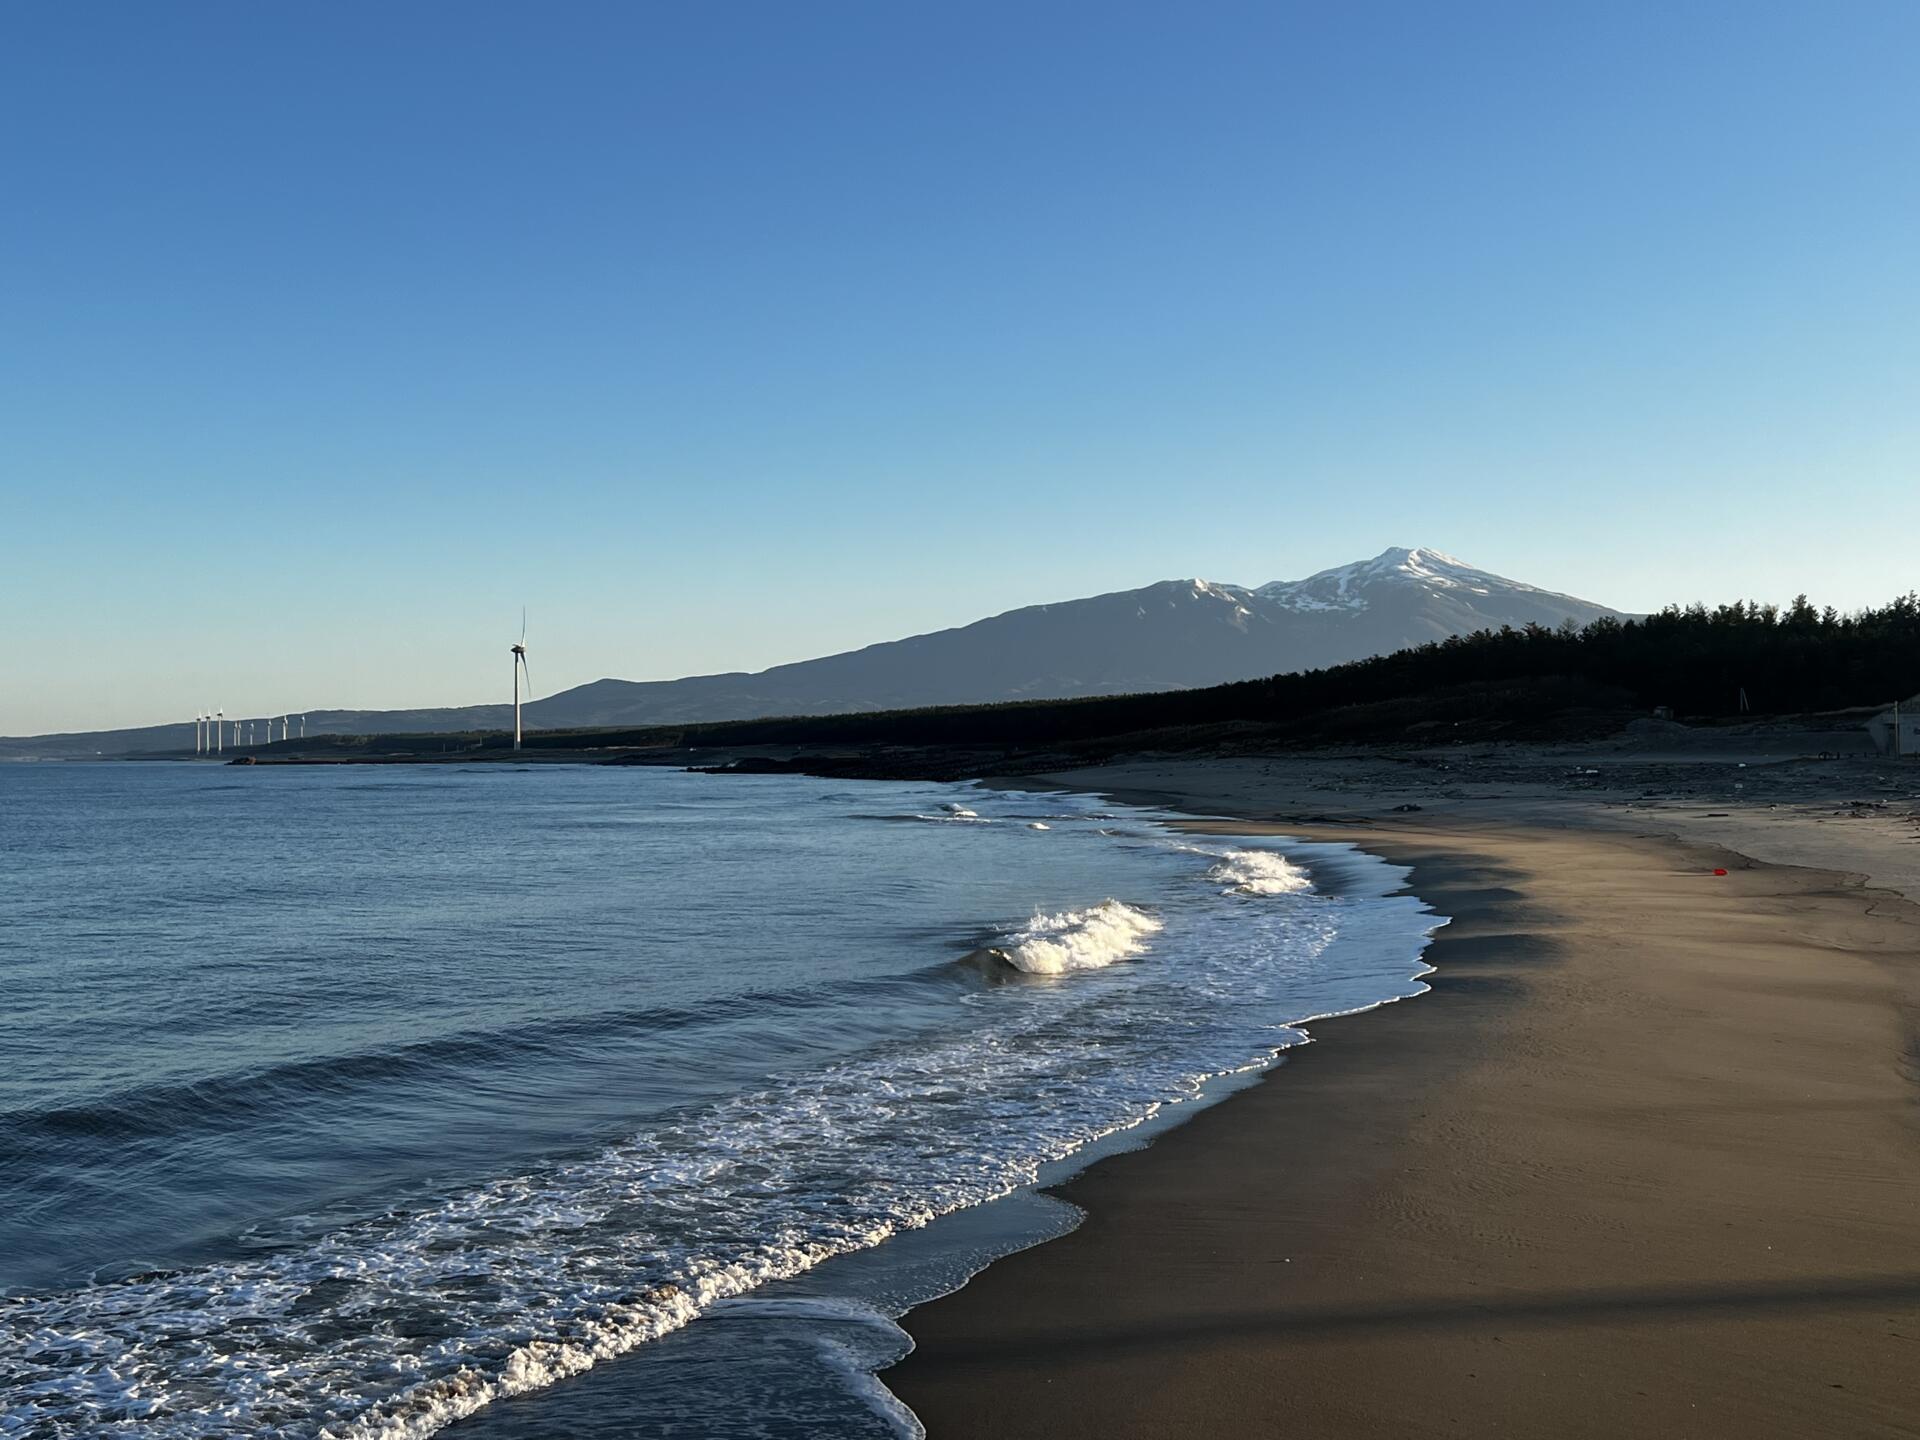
888, 765, 1920, 1438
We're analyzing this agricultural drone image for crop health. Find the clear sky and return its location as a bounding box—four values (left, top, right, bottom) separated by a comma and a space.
5, 1, 1917, 734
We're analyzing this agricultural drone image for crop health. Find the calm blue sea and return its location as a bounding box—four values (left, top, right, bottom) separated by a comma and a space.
0, 762, 1441, 1438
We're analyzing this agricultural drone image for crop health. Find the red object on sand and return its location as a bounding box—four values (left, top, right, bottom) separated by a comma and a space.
1713, 868, 1729, 876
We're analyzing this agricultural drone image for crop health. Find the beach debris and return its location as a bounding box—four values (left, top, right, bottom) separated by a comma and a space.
1713, 868, 1729, 876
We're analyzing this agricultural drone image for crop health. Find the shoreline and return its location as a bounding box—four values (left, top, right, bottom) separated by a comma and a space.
885, 765, 1920, 1437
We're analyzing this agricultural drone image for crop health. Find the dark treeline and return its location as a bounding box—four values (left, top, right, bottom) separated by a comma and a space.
507, 593, 1920, 756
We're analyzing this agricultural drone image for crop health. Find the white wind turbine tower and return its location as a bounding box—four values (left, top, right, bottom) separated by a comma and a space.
215, 710, 224, 755
511, 610, 532, 751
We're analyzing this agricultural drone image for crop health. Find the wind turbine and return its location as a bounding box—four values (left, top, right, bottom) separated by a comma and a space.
511, 610, 532, 751
215, 709, 224, 755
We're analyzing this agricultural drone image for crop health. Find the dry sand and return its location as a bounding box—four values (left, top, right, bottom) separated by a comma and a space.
886, 756, 1920, 1438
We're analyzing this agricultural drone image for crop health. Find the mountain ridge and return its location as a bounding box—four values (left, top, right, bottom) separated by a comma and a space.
3, 548, 1625, 757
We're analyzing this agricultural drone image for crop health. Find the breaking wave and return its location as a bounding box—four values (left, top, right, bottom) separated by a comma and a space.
1207, 848, 1312, 896
992, 900, 1164, 975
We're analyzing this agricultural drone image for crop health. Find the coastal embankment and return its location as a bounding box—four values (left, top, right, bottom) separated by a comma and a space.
888, 760, 1920, 1438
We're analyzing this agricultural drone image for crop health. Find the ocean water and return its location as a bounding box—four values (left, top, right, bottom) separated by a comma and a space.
0, 762, 1442, 1438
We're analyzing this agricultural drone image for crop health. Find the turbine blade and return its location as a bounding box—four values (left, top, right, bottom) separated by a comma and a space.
519, 654, 534, 698
520, 607, 527, 644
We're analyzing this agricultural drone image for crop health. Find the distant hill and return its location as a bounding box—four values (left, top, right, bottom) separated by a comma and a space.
2, 548, 1622, 758
514, 548, 1622, 727
0, 707, 513, 763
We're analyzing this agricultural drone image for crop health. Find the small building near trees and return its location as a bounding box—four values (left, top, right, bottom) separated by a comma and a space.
1866, 697, 1920, 756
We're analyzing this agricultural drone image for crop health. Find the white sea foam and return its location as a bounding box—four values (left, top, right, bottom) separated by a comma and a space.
1027, 822, 1051, 831
1207, 848, 1312, 896
993, 900, 1163, 974
908, 806, 989, 823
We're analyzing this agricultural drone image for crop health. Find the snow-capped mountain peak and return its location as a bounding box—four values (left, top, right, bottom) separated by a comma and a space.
1256, 547, 1544, 613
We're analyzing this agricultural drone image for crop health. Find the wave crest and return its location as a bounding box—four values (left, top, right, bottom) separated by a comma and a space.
1208, 849, 1312, 896
994, 901, 1163, 975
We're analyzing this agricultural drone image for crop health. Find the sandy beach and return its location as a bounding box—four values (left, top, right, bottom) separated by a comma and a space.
888, 756, 1920, 1437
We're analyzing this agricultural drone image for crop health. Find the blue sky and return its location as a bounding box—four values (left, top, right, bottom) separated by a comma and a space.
5, 1, 1917, 733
